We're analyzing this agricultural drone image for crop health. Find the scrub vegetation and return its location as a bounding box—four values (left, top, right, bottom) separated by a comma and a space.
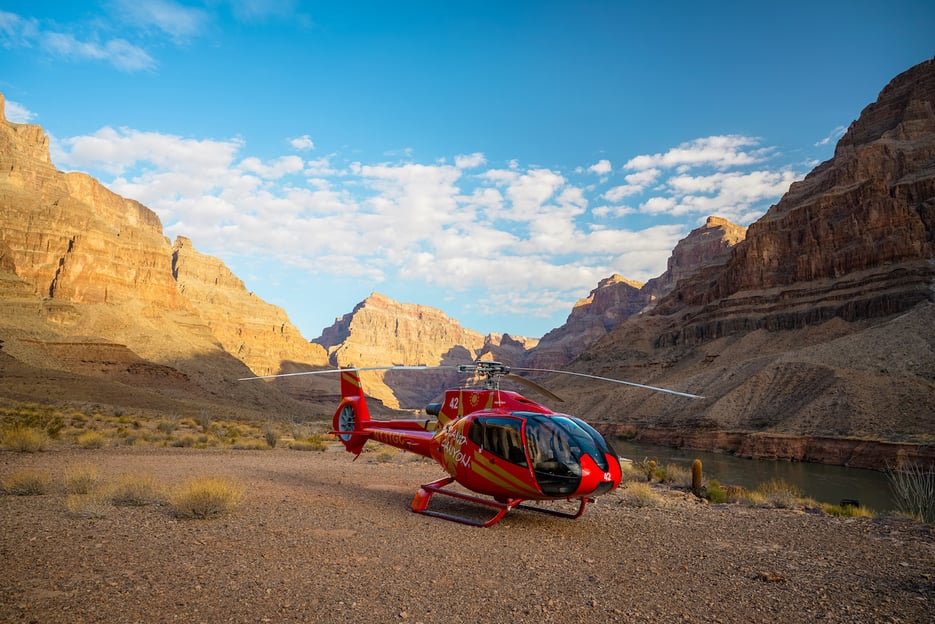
0, 399, 332, 452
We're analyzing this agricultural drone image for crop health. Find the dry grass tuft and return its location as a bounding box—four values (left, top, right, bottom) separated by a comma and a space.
2, 469, 53, 495
63, 462, 103, 494
66, 489, 112, 518
2, 427, 48, 452
754, 478, 803, 509
170, 476, 243, 519
76, 430, 107, 449
618, 481, 664, 508
110, 473, 164, 506
618, 460, 644, 484
289, 436, 328, 451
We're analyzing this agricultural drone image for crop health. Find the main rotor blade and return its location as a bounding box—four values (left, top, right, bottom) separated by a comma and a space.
511, 368, 705, 399
504, 373, 564, 403
238, 365, 457, 381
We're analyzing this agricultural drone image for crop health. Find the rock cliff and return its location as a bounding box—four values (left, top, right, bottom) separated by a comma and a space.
552, 58, 935, 458
524, 217, 745, 369
0, 94, 329, 418
313, 292, 537, 408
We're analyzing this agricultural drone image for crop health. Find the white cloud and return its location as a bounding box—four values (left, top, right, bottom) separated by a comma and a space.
57, 127, 242, 176
625, 135, 770, 171
109, 0, 209, 41
588, 159, 612, 175
0, 9, 156, 72
290, 135, 315, 150
3, 99, 36, 123
455, 152, 486, 169
43, 30, 155, 72
815, 126, 847, 147
50, 123, 804, 333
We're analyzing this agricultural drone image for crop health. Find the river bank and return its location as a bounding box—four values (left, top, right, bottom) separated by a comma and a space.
596, 424, 935, 471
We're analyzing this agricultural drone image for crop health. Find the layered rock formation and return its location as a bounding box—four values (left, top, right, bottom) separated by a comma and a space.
642, 216, 747, 303
653, 58, 935, 341
524, 217, 746, 369
313, 292, 537, 408
0, 94, 329, 418
552, 58, 935, 460
172, 237, 327, 378
523, 275, 649, 370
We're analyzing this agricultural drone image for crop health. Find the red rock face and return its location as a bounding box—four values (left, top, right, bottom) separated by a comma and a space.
551, 59, 935, 461
654, 58, 935, 343
524, 218, 746, 369
312, 293, 538, 408
0, 94, 327, 400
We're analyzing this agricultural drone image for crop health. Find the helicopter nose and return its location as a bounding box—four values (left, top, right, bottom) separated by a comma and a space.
576, 453, 622, 496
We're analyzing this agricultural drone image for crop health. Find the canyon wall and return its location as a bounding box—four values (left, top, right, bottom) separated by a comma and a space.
0, 94, 329, 418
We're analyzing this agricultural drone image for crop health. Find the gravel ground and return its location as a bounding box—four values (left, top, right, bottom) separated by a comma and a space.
1, 446, 933, 623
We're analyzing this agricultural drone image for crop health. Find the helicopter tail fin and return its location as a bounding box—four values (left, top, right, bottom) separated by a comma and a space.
331, 369, 371, 456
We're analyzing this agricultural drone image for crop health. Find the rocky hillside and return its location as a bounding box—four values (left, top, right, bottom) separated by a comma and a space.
0, 94, 330, 420
551, 58, 935, 464
524, 216, 746, 370
313, 292, 536, 408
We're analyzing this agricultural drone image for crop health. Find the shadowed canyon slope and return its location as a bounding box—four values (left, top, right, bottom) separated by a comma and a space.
0, 94, 330, 419
548, 58, 935, 465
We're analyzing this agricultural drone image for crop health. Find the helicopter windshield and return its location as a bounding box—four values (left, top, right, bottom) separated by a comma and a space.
521, 413, 613, 496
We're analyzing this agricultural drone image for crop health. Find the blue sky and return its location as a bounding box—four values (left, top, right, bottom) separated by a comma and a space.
2, 1, 933, 341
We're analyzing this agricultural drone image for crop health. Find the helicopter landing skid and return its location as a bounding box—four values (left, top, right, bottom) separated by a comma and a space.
410, 477, 591, 527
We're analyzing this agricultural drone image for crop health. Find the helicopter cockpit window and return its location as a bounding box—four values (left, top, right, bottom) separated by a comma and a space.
520, 413, 612, 496
469, 417, 527, 466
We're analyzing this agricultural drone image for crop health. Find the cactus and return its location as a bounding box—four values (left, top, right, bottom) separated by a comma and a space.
691, 458, 703, 495
646, 459, 656, 482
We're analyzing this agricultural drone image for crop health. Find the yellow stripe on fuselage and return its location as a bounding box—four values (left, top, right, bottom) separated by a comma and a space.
472, 453, 540, 497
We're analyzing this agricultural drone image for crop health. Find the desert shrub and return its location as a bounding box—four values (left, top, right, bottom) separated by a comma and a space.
156, 418, 179, 435
705, 479, 728, 504
179, 418, 198, 429
618, 460, 644, 484
1, 469, 52, 495
170, 477, 243, 519
723, 484, 748, 503
2, 427, 48, 452
290, 434, 328, 452
660, 463, 692, 488
197, 411, 212, 433
111, 474, 163, 506
171, 434, 197, 448
823, 502, 875, 519
754, 478, 802, 509
0, 403, 65, 438
66, 489, 111, 518
619, 481, 663, 507
63, 462, 103, 494
886, 463, 935, 523
76, 430, 107, 449
263, 426, 279, 448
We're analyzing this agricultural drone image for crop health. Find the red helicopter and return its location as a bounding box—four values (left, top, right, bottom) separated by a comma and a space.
244, 361, 701, 527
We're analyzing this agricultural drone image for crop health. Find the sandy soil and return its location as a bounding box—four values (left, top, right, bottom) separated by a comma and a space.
1, 445, 933, 624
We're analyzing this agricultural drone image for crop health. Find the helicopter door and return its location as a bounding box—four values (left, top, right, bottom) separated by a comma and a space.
468, 417, 528, 467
